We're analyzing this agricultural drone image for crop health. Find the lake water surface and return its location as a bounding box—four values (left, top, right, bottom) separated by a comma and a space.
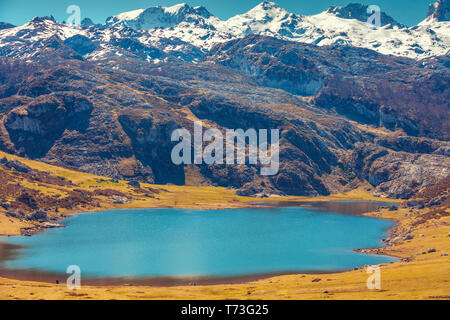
0, 203, 397, 280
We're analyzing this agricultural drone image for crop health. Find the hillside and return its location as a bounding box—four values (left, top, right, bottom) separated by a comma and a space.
0, 150, 262, 235
0, 1, 448, 198
0, 167, 448, 300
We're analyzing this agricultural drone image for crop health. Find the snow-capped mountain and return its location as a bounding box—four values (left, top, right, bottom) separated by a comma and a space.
105, 3, 216, 29
97, 1, 450, 59
0, 1, 449, 62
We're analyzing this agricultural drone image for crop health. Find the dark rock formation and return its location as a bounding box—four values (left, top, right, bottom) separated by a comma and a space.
0, 157, 31, 172
0, 22, 15, 30
426, 0, 450, 22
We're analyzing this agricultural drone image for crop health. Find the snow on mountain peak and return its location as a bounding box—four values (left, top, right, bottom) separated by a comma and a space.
0, 1, 449, 61
105, 3, 214, 29
236, 1, 290, 20
165, 3, 189, 14
325, 3, 405, 28
224, 1, 296, 36
114, 9, 145, 21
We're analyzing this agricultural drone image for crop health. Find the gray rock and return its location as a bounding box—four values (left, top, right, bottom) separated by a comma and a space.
111, 195, 129, 204
0, 201, 10, 210
5, 211, 20, 218
405, 200, 425, 209
426, 195, 447, 207
0, 158, 31, 173
29, 210, 47, 221
127, 181, 141, 188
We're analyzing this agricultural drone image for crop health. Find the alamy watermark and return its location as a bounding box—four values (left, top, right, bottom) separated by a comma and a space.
366, 265, 381, 290
367, 5, 381, 29
66, 265, 81, 290
171, 121, 279, 176
66, 5, 81, 28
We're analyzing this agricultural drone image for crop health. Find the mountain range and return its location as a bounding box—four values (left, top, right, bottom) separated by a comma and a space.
0, 1, 449, 61
0, 1, 448, 199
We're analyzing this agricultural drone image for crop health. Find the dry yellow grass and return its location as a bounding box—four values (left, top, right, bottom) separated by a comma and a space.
0, 214, 35, 237
1, 209, 448, 300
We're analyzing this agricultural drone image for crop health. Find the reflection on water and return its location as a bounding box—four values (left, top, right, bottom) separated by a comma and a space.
251, 200, 397, 215
0, 242, 24, 262
299, 201, 397, 215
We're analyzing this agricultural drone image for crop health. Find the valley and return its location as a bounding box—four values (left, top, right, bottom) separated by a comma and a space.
0, 151, 448, 300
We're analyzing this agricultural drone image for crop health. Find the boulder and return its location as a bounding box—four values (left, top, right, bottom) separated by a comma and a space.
0, 201, 10, 210
127, 181, 141, 188
17, 191, 38, 209
5, 211, 20, 218
405, 200, 425, 209
0, 158, 31, 173
29, 210, 48, 221
427, 195, 447, 207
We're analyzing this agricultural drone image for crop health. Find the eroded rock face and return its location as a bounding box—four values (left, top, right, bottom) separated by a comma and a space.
0, 34, 448, 198
208, 36, 325, 96
5, 92, 93, 157
350, 143, 449, 199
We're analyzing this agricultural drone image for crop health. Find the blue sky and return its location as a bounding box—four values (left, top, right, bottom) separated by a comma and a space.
0, 0, 434, 26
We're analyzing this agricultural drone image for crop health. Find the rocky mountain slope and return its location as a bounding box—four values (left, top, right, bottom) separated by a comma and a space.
0, 1, 448, 199
421, 0, 450, 24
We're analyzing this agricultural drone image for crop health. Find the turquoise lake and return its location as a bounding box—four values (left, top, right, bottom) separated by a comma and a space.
0, 205, 396, 279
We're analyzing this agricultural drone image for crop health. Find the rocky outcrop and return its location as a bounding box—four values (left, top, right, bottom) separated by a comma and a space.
209, 37, 449, 140
0, 157, 31, 172
208, 36, 325, 96
350, 143, 449, 199
0, 22, 15, 30
5, 92, 93, 157
426, 0, 450, 22
0, 34, 447, 198
64, 35, 97, 55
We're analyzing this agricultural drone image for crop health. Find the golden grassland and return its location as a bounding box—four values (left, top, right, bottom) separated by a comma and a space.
0, 151, 448, 300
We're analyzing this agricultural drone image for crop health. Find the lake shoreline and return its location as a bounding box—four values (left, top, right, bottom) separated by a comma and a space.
1, 204, 448, 300
0, 266, 361, 288
0, 200, 398, 286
